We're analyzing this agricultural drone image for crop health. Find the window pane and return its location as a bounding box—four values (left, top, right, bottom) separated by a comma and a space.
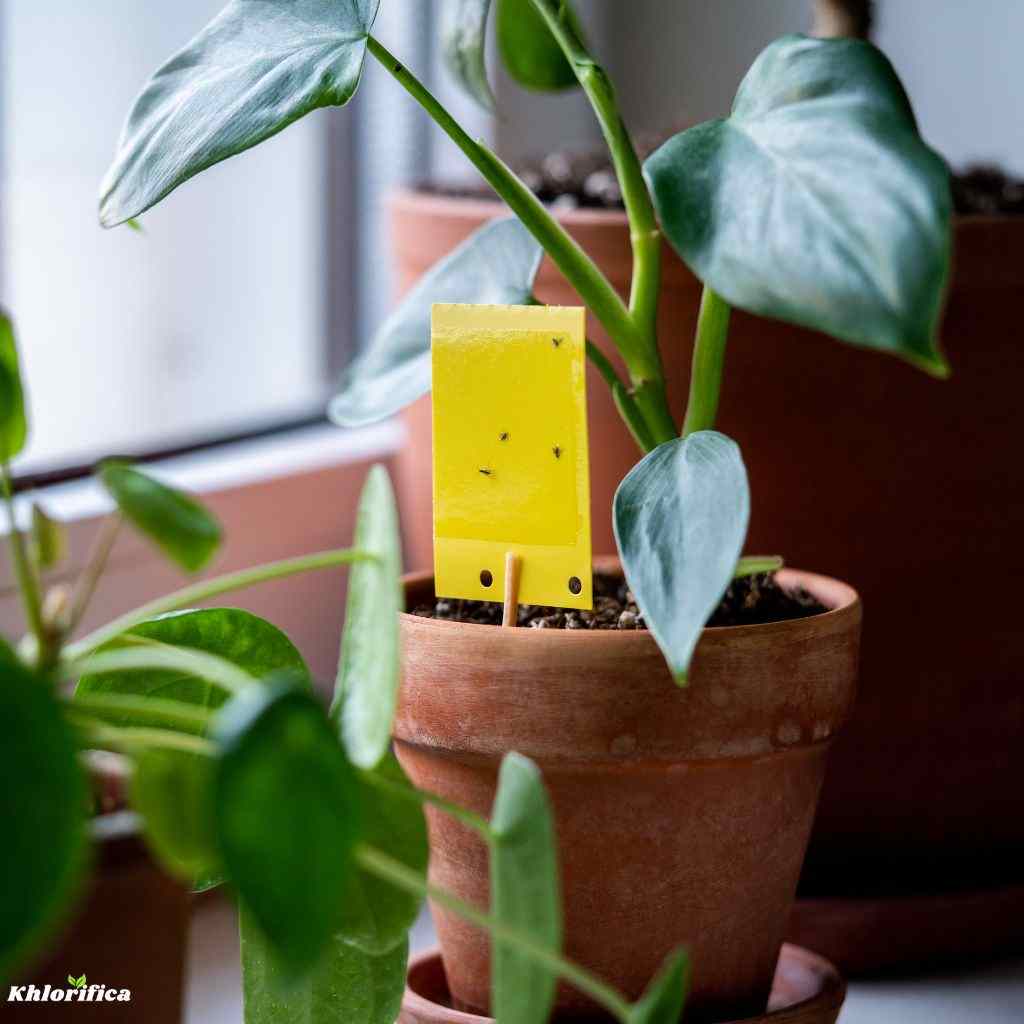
1, 2, 331, 473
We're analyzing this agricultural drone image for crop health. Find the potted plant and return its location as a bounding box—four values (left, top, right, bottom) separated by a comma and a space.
95, 0, 949, 1018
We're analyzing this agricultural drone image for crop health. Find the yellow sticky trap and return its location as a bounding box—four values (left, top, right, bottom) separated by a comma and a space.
432, 303, 592, 610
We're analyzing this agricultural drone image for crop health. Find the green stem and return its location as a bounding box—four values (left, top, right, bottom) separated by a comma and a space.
66, 514, 122, 635
62, 640, 255, 695
1, 461, 46, 663
66, 547, 371, 658
356, 844, 633, 1023
681, 286, 731, 438
365, 35, 651, 380
362, 770, 494, 842
68, 691, 213, 734
70, 715, 214, 757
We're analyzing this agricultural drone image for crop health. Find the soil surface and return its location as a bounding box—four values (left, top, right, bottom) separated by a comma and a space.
426, 155, 1024, 217
412, 571, 826, 630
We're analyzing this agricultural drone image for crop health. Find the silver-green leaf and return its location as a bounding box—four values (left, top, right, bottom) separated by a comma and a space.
614, 432, 750, 683
441, 0, 496, 111
330, 218, 543, 428
100, 0, 380, 226
644, 34, 952, 376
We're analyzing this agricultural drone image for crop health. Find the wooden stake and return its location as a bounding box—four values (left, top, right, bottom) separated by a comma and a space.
502, 552, 522, 627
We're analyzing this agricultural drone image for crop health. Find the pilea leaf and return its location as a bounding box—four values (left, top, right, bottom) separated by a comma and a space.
98, 462, 222, 573
100, 0, 380, 226
330, 218, 543, 428
331, 465, 402, 771
644, 34, 951, 376
490, 752, 562, 1024
614, 432, 750, 683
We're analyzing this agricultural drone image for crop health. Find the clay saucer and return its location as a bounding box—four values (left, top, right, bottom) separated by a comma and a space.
399, 944, 845, 1024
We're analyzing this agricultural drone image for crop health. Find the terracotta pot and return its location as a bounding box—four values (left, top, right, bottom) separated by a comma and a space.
14, 810, 189, 1023
400, 946, 846, 1024
395, 563, 860, 1023
389, 191, 1024, 930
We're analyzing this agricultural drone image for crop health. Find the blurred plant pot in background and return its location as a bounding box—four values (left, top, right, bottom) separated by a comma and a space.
390, 190, 1024, 966
395, 563, 860, 1023
14, 762, 189, 1023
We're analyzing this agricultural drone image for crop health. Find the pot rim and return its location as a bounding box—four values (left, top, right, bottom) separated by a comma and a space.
400, 561, 861, 648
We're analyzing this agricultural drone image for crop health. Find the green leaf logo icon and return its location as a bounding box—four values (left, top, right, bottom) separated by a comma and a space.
67, 974, 86, 988
67, 976, 75, 987
78, 975, 87, 988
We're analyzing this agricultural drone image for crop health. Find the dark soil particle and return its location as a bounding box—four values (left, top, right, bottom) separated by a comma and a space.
412, 571, 826, 630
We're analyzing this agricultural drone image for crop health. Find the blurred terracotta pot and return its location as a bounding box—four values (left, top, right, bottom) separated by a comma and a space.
390, 190, 1024, 925
395, 564, 860, 1023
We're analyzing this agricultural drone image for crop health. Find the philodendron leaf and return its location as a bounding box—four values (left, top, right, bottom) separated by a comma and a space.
644, 34, 952, 375
441, 0, 496, 110
99, 462, 222, 572
0, 309, 28, 460
99, 0, 380, 226
490, 752, 562, 1024
132, 744, 220, 882
31, 504, 66, 571
330, 218, 543, 428
614, 432, 750, 683
338, 754, 428, 955
1, 662, 88, 979
497, 0, 584, 92
331, 466, 402, 771
76, 608, 308, 728
241, 907, 407, 1024
213, 678, 363, 978
629, 949, 690, 1024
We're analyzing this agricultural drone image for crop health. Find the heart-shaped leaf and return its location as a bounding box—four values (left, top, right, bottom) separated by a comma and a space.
1, 662, 88, 979
99, 462, 222, 572
76, 608, 308, 726
330, 218, 543, 428
614, 432, 750, 683
338, 754, 428, 955
644, 34, 952, 375
241, 907, 408, 1024
214, 678, 363, 977
628, 949, 690, 1024
99, 0, 379, 226
0, 310, 27, 461
490, 752, 562, 1024
131, 744, 220, 882
331, 466, 402, 771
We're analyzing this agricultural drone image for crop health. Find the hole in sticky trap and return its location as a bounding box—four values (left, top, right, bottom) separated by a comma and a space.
568, 576, 582, 595
480, 570, 494, 588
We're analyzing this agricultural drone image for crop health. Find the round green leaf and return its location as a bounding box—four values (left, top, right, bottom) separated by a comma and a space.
614, 432, 750, 683
490, 752, 562, 1024
0, 309, 28, 461
75, 608, 308, 727
338, 754, 427, 955
329, 218, 543, 428
214, 679, 363, 977
98, 462, 222, 573
644, 35, 952, 376
497, 0, 583, 92
241, 906, 408, 1024
1, 663, 88, 979
331, 466, 402, 771
100, 0, 380, 226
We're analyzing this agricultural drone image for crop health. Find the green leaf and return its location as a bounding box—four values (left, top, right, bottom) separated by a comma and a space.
330, 218, 543, 428
614, 432, 750, 683
628, 949, 690, 1024
734, 554, 783, 578
76, 608, 308, 726
644, 34, 952, 376
490, 752, 562, 1024
98, 462, 222, 572
241, 906, 407, 1024
0, 309, 28, 460
0, 663, 88, 979
77, 974, 87, 988
213, 679, 363, 977
331, 466, 402, 771
441, 0, 496, 111
31, 503, 66, 571
497, 0, 583, 92
131, 745, 219, 882
338, 754, 427, 955
99, 0, 379, 226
